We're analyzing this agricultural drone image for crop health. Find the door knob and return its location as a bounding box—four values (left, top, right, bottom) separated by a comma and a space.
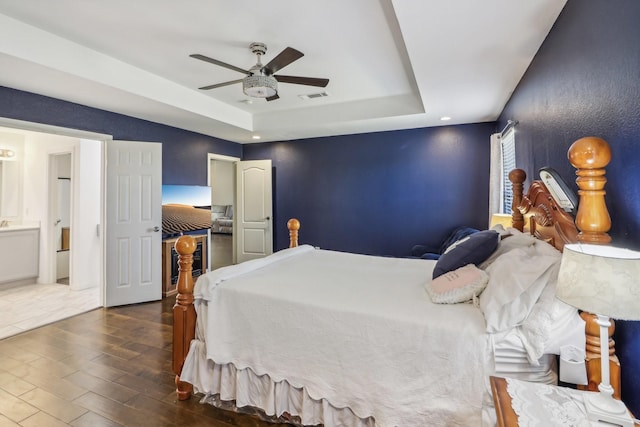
265, 216, 271, 221
54, 219, 62, 226
153, 226, 160, 232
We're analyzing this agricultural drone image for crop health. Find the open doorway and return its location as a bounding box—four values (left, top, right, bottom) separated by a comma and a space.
0, 121, 105, 289
50, 153, 72, 284
0, 119, 104, 338
207, 153, 239, 270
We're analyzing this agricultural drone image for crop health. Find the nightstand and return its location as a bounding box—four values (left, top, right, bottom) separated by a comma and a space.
490, 376, 638, 427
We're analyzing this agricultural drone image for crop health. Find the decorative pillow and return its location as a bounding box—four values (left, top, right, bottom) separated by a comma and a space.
479, 245, 561, 333
432, 230, 499, 279
426, 264, 489, 304
443, 235, 471, 254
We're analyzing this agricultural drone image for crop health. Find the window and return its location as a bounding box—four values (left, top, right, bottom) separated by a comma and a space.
500, 128, 516, 213
489, 124, 517, 221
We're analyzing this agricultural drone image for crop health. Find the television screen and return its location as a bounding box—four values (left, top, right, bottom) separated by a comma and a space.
161, 185, 211, 237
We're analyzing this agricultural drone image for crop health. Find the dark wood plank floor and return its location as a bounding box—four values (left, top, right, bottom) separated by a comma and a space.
0, 297, 290, 426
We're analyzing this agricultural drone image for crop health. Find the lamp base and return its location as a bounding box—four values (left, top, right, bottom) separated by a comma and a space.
584, 392, 633, 427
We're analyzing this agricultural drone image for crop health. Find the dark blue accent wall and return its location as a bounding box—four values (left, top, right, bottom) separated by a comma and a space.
243, 123, 495, 256
498, 0, 640, 413
0, 86, 241, 185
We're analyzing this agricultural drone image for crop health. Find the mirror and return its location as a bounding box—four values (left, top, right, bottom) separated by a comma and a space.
0, 131, 24, 221
0, 160, 20, 218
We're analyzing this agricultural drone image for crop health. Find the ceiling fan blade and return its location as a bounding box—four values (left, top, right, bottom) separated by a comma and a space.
198, 79, 244, 90
274, 75, 329, 87
262, 47, 304, 75
190, 54, 250, 75
266, 93, 280, 102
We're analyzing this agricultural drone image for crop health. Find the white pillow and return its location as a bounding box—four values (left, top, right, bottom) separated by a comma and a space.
478, 227, 537, 269
425, 264, 489, 304
480, 245, 561, 333
516, 261, 561, 363
490, 223, 511, 238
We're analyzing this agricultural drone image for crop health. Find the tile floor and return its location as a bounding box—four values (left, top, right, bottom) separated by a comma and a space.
0, 234, 230, 341
0, 283, 100, 340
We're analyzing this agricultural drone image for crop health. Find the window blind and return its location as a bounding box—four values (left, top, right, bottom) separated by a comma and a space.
500, 128, 516, 213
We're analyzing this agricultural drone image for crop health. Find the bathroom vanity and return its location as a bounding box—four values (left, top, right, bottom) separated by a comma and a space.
0, 225, 39, 285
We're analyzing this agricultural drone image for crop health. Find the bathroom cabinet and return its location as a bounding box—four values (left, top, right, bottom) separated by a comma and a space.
0, 226, 39, 284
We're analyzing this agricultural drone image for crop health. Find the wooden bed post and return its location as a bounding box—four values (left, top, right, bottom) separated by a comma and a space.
568, 136, 620, 399
172, 235, 197, 401
288, 218, 300, 248
568, 136, 612, 245
509, 169, 526, 232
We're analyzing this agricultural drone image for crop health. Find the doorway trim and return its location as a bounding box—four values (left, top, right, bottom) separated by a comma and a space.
207, 152, 240, 268
0, 117, 112, 141
47, 151, 73, 285
0, 116, 111, 306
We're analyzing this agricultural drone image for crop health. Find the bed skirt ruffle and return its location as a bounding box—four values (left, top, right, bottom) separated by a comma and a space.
180, 339, 375, 427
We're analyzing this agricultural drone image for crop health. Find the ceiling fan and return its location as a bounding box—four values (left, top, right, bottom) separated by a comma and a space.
190, 42, 329, 101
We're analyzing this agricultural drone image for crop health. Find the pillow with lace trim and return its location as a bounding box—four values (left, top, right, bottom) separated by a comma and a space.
425, 264, 489, 304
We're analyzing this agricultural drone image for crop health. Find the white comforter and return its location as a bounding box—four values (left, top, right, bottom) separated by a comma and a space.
182, 245, 491, 426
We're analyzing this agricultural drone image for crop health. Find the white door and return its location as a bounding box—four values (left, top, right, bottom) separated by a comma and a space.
235, 160, 273, 263
105, 140, 162, 307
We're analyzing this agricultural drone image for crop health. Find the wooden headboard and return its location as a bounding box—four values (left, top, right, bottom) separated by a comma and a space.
509, 136, 619, 398
509, 136, 612, 251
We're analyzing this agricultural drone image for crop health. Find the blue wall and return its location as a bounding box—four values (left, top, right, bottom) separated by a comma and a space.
0, 86, 241, 185
243, 123, 495, 256
498, 0, 640, 413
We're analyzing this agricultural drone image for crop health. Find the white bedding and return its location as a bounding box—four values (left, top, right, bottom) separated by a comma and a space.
180, 243, 583, 426
182, 245, 491, 426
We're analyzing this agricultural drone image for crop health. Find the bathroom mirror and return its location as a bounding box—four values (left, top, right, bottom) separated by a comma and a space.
0, 160, 20, 219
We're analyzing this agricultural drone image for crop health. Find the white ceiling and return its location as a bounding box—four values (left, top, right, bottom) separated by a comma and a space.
0, 0, 566, 144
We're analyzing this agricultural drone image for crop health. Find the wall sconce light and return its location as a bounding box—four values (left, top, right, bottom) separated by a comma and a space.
0, 148, 16, 160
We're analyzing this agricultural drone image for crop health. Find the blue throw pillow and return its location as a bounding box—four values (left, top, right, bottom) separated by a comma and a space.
432, 230, 500, 279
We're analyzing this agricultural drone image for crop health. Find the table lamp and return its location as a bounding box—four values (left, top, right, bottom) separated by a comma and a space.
489, 213, 512, 229
556, 243, 640, 427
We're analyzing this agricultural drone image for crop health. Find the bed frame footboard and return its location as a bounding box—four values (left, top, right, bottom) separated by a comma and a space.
172, 219, 301, 400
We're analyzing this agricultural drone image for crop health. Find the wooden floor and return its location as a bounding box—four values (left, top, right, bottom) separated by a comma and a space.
210, 233, 233, 270
0, 297, 290, 427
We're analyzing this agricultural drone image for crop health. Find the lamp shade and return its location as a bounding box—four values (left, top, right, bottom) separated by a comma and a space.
489, 213, 512, 229
243, 74, 277, 98
556, 244, 640, 320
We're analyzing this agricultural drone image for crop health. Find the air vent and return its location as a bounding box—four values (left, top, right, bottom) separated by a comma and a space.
299, 92, 329, 100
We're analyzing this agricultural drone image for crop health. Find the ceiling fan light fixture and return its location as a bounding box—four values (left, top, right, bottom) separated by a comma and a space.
243, 74, 278, 98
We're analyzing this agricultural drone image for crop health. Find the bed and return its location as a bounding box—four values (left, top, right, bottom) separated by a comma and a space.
171, 136, 620, 426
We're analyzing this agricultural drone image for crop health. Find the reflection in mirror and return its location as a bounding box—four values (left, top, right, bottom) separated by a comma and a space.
0, 160, 19, 219
57, 178, 71, 251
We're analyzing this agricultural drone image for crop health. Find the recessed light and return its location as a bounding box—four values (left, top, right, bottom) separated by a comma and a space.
440, 116, 451, 121
252, 135, 261, 140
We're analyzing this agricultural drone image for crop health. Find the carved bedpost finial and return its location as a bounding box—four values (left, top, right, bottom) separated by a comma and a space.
568, 136, 612, 244
509, 169, 526, 232
288, 218, 300, 248
175, 235, 196, 296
